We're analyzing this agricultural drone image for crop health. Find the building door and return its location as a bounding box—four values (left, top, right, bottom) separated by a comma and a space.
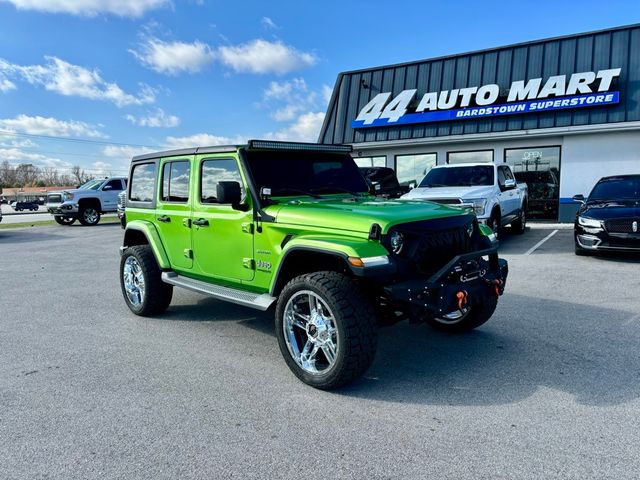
505, 147, 561, 220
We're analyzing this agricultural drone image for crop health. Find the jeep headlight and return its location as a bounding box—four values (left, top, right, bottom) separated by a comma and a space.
63, 192, 74, 201
467, 198, 487, 215
578, 216, 603, 229
389, 231, 405, 254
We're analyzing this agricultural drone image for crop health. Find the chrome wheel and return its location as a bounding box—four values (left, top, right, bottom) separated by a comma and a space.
83, 208, 99, 224
433, 307, 471, 325
123, 256, 146, 306
283, 290, 338, 375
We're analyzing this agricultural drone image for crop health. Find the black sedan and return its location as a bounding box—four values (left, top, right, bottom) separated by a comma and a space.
573, 174, 640, 255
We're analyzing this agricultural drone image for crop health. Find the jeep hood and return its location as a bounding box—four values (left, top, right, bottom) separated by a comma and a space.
401, 185, 495, 201
267, 196, 470, 234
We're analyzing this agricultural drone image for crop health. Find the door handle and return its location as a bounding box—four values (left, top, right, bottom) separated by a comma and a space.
192, 219, 209, 227
157, 215, 171, 223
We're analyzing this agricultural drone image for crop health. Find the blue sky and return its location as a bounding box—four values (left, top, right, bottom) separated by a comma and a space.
0, 0, 638, 178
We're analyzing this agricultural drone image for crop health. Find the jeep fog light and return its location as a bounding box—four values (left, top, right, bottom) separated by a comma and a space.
390, 231, 404, 254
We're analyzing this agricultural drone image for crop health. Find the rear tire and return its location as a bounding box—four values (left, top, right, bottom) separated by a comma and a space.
120, 245, 173, 316
425, 295, 498, 333
54, 216, 75, 225
275, 271, 377, 389
78, 205, 101, 226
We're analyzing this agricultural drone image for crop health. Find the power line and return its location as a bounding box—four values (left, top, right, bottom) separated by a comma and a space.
0, 129, 161, 149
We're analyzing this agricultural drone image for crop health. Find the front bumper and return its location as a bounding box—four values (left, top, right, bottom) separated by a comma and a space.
383, 248, 508, 315
575, 231, 640, 252
47, 202, 79, 216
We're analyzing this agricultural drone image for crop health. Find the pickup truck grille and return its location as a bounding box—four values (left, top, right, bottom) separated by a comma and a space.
386, 215, 479, 276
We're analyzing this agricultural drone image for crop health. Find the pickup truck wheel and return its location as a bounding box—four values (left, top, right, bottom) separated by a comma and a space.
275, 271, 377, 389
120, 245, 173, 316
487, 212, 500, 238
511, 209, 526, 234
78, 205, 100, 226
426, 295, 498, 333
54, 216, 75, 225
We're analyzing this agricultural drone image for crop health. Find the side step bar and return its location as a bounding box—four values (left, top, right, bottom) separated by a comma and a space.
161, 272, 276, 311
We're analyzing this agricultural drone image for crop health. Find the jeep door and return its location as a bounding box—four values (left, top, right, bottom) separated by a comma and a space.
155, 157, 193, 270
191, 155, 254, 282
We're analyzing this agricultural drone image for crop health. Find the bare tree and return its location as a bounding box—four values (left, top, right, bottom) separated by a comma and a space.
15, 163, 40, 187
0, 160, 18, 187
71, 165, 92, 185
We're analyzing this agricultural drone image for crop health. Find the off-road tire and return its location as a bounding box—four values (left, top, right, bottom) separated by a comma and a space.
78, 205, 101, 226
54, 216, 75, 225
275, 271, 377, 389
120, 245, 173, 316
425, 295, 498, 333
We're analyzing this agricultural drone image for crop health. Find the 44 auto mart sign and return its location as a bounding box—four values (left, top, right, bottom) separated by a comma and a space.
352, 68, 621, 128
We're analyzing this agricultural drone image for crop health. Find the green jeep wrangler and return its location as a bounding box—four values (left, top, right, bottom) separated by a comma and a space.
119, 140, 508, 389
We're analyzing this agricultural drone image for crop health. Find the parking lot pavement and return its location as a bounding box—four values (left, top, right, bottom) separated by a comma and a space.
1, 224, 640, 479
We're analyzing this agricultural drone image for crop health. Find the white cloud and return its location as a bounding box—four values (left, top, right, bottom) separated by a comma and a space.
130, 37, 215, 75
164, 133, 247, 149
126, 108, 180, 128
0, 114, 106, 138
103, 145, 155, 161
261, 78, 332, 125
322, 84, 333, 104
267, 112, 325, 142
0, 78, 16, 92
0, 0, 169, 17
261, 17, 278, 29
0, 147, 71, 169
217, 39, 316, 75
0, 56, 156, 107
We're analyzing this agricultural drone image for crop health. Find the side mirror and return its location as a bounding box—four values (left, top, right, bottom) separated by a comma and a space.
503, 178, 516, 190
409, 182, 416, 190
217, 181, 242, 208
572, 194, 586, 203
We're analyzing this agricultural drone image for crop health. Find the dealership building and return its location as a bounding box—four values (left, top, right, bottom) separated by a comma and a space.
319, 23, 640, 221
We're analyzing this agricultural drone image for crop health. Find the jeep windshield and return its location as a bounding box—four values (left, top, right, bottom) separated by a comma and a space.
245, 151, 369, 198
78, 179, 105, 190
419, 165, 494, 187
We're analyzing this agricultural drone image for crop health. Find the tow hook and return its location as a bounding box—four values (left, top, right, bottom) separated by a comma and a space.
456, 290, 468, 310
490, 279, 504, 296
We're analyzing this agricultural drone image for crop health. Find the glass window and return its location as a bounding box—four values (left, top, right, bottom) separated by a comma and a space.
506, 146, 561, 219
201, 158, 243, 204
590, 176, 640, 200
104, 179, 123, 191
419, 165, 494, 187
129, 163, 156, 202
161, 161, 190, 203
354, 156, 386, 168
448, 150, 493, 164
395, 153, 437, 187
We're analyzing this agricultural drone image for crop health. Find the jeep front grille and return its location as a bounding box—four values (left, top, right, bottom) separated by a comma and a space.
385, 215, 479, 276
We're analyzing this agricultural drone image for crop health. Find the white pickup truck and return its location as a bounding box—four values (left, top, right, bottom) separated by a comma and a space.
401, 163, 528, 235
46, 176, 127, 226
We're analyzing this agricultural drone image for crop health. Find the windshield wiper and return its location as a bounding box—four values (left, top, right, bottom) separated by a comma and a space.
310, 185, 364, 196
270, 187, 322, 199
421, 183, 447, 187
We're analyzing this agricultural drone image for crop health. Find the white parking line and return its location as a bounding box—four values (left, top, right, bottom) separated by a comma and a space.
524, 229, 559, 255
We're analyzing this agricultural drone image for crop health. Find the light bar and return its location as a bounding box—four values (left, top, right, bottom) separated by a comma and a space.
248, 139, 352, 153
